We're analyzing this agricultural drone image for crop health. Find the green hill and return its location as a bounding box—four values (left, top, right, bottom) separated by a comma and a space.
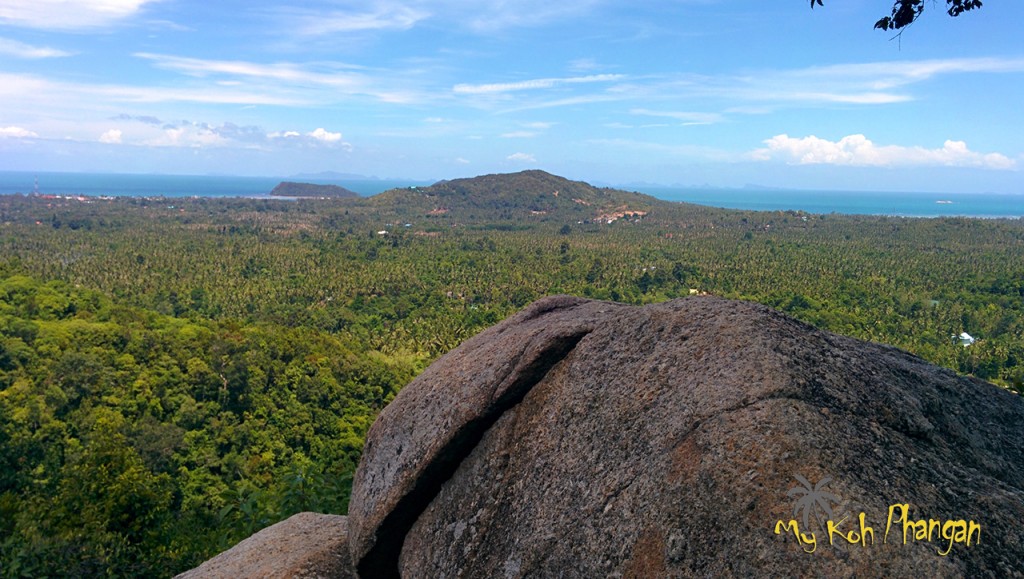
270, 181, 360, 198
370, 170, 664, 222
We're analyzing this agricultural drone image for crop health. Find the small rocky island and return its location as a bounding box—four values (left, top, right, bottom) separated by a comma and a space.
270, 181, 359, 198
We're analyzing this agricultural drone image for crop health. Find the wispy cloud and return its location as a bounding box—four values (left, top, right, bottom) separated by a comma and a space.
568, 58, 602, 72
587, 137, 734, 161
0, 0, 159, 30
285, 4, 428, 35
135, 53, 364, 86
498, 93, 629, 113
630, 108, 723, 125
752, 134, 1017, 170
716, 57, 1024, 106
134, 53, 420, 104
0, 37, 72, 58
111, 113, 163, 125
454, 0, 603, 32
449, 55, 1024, 117
0, 70, 309, 111
454, 74, 624, 95
794, 57, 1024, 89
500, 121, 554, 138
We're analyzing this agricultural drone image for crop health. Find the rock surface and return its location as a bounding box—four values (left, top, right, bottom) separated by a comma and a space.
350, 295, 1024, 578
175, 512, 353, 579
181, 295, 1024, 578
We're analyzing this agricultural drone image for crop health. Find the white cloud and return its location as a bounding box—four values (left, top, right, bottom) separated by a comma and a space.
0, 126, 38, 138
266, 127, 351, 149
0, 37, 72, 58
507, 152, 536, 162
99, 129, 122, 144
454, 74, 624, 95
455, 157, 470, 164
752, 134, 1017, 170
0, 0, 159, 30
157, 124, 227, 148
308, 128, 342, 142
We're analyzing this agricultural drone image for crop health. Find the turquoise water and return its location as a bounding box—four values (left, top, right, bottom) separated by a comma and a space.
0, 171, 424, 198
1, 171, 1021, 218
633, 187, 1022, 218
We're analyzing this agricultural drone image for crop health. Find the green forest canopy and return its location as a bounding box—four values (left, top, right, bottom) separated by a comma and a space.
1, 187, 1021, 576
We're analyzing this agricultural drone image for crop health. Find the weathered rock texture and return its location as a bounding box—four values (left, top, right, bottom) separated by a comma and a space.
180, 296, 1024, 578
350, 296, 1024, 578
175, 512, 353, 579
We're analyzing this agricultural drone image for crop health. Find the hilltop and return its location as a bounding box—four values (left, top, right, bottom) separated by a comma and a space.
369, 170, 664, 223
270, 181, 360, 198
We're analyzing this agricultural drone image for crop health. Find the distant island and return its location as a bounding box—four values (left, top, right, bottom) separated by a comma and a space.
270, 181, 360, 198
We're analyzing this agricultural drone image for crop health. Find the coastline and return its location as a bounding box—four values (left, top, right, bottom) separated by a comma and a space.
1, 170, 1021, 219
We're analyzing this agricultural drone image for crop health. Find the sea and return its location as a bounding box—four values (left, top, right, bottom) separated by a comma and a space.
0, 171, 1021, 218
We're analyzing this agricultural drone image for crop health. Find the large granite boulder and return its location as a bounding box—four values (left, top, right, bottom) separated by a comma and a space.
349, 296, 1024, 578
176, 512, 353, 579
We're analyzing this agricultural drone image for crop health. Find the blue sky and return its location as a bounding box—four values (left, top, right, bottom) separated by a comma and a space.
1, 0, 1022, 192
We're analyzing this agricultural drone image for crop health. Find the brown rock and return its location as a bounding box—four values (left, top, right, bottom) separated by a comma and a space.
176, 512, 354, 579
350, 296, 1024, 578
346, 296, 627, 575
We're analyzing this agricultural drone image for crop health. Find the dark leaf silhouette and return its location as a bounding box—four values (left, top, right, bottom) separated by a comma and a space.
817, 0, 982, 30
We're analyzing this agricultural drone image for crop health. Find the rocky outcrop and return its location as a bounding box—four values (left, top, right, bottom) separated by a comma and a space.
347, 296, 624, 575
350, 296, 1024, 578
175, 512, 353, 579
182, 295, 1024, 577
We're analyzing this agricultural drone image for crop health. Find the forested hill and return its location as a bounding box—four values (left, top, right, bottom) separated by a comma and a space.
370, 170, 663, 221
270, 182, 359, 198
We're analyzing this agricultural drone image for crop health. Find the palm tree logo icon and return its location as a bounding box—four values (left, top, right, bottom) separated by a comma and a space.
787, 474, 842, 532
